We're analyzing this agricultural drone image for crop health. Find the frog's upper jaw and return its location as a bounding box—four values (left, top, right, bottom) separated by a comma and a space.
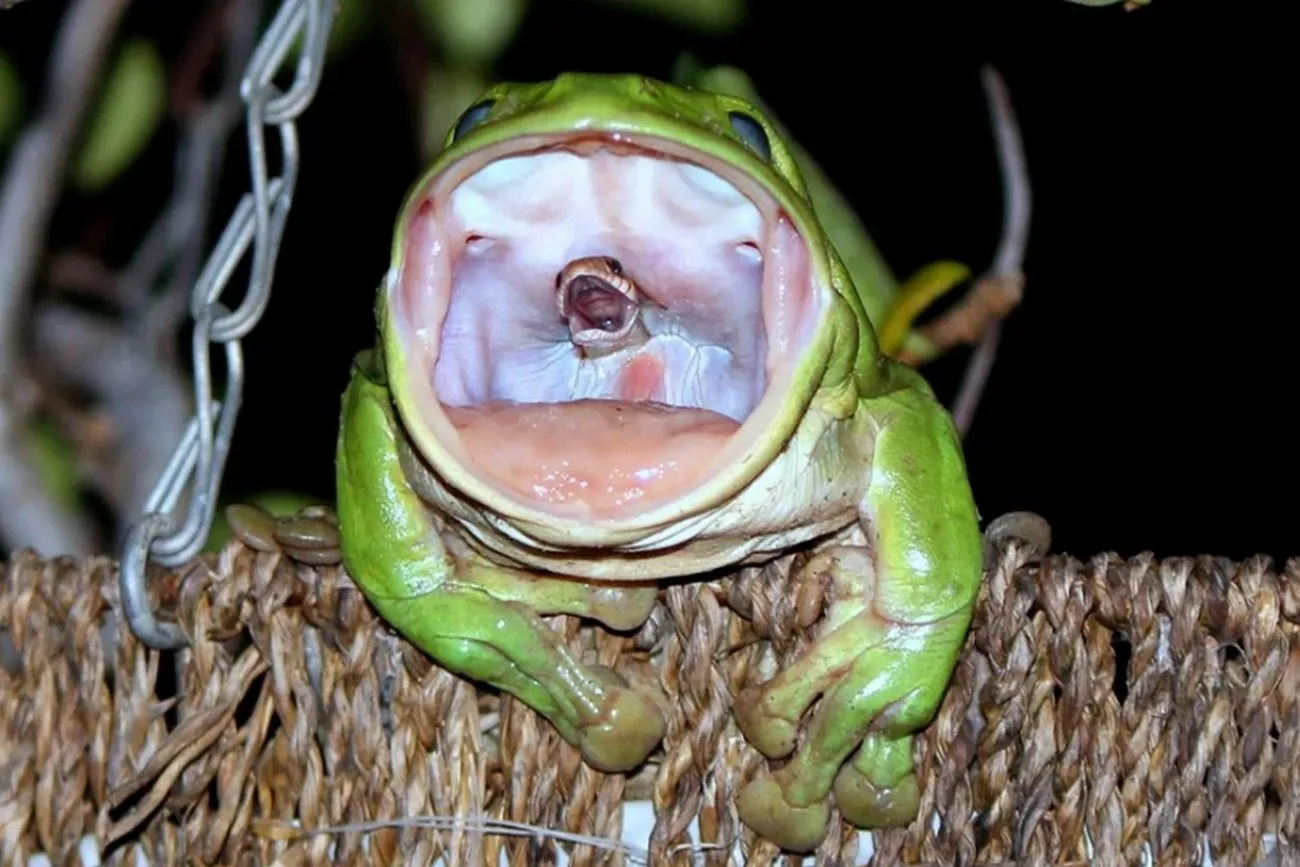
385, 128, 837, 547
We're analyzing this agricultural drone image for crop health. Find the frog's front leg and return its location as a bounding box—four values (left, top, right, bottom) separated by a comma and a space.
377, 560, 664, 772
336, 358, 665, 773
734, 386, 982, 853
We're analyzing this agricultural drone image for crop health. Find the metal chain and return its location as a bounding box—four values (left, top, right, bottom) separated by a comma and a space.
119, 0, 336, 650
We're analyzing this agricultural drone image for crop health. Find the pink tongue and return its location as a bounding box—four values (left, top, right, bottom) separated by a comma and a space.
443, 400, 739, 516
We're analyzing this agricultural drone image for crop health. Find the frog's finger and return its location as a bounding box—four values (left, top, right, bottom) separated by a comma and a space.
876, 260, 971, 359
414, 606, 579, 745
468, 563, 659, 632
732, 380, 981, 851
731, 546, 874, 758
832, 732, 920, 828
735, 613, 967, 852
384, 579, 666, 772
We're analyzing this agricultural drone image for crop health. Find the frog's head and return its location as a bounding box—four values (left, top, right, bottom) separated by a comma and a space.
381, 73, 876, 545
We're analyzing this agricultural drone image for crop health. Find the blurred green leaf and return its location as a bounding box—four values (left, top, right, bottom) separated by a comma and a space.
420, 66, 488, 159
583, 0, 745, 34
0, 49, 22, 147
672, 55, 751, 96
414, 0, 529, 69
28, 419, 82, 513
70, 38, 165, 192
205, 489, 321, 552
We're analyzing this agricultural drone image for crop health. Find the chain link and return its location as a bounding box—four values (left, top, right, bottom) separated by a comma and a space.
119, 0, 336, 649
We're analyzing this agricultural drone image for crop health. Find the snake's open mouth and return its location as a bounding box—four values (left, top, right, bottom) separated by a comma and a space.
390, 132, 824, 522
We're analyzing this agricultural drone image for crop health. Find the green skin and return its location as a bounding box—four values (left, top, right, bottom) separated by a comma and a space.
336, 73, 982, 853
671, 61, 958, 364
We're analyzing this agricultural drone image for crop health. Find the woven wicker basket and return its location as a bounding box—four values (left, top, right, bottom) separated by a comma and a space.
2, 532, 1296, 866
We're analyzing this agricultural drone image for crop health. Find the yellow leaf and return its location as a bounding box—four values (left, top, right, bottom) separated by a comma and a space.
878, 261, 971, 356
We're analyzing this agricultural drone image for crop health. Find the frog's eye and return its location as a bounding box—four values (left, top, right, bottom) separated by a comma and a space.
452, 99, 496, 142
727, 110, 771, 161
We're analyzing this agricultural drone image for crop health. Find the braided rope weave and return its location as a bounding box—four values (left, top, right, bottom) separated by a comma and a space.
2, 528, 1296, 866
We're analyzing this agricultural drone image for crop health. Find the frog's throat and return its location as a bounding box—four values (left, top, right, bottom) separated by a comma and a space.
386, 131, 831, 532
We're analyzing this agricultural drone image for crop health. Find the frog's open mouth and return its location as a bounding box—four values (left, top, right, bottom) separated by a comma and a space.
390, 132, 824, 523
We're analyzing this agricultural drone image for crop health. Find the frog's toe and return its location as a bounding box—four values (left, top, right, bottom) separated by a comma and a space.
588, 584, 658, 632
736, 774, 832, 853
833, 763, 921, 829
733, 685, 798, 759
577, 674, 666, 773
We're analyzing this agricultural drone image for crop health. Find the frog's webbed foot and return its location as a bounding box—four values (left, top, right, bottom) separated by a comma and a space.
223, 502, 342, 564
733, 547, 969, 853
982, 510, 1052, 570
389, 560, 666, 773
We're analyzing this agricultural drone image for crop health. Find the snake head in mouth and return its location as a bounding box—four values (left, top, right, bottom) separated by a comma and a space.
554, 255, 651, 357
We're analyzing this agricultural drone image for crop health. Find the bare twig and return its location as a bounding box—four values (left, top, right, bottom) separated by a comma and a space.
378, 0, 435, 152
0, 0, 133, 390
34, 0, 262, 541
45, 249, 122, 299
983, 68, 1032, 280
33, 307, 193, 520
952, 64, 1032, 438
0, 0, 133, 555
169, 0, 241, 116
128, 0, 262, 342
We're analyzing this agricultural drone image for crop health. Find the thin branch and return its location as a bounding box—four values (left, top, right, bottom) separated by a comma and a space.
953, 64, 1033, 439
378, 0, 435, 155
952, 319, 1006, 438
34, 306, 192, 523
138, 0, 261, 347
169, 0, 241, 117
0, 0, 133, 555
0, 0, 133, 371
984, 67, 1032, 278
36, 0, 262, 540
46, 249, 122, 299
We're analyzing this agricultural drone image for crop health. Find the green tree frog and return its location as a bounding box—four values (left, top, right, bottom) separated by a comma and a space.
335, 72, 983, 853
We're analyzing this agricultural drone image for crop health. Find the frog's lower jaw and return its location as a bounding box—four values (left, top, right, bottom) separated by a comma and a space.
385, 130, 828, 532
